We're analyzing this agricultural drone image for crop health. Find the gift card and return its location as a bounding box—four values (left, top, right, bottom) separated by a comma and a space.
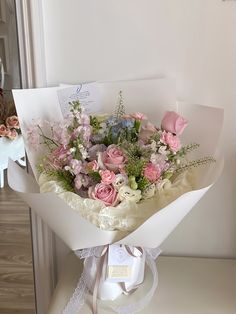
106, 244, 139, 283
57, 82, 101, 117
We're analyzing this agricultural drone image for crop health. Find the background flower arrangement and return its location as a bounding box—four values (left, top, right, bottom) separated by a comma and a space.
0, 94, 20, 140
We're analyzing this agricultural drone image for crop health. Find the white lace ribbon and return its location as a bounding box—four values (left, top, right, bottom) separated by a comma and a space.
63, 246, 161, 314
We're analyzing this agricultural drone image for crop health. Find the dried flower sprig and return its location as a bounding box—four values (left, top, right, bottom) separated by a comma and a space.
175, 156, 216, 174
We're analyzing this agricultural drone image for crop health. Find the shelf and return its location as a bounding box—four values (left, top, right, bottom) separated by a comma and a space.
48, 253, 236, 314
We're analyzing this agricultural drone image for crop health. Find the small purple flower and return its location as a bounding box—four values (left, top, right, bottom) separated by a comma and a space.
69, 159, 82, 175
74, 174, 90, 190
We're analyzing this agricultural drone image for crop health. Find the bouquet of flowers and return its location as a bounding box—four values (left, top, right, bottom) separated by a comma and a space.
9, 80, 223, 313
28, 94, 214, 234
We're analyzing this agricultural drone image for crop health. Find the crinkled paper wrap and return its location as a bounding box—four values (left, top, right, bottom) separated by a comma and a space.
39, 170, 196, 232
9, 79, 224, 252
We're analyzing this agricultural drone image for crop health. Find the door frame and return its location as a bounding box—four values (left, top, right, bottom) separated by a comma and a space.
15, 1, 56, 313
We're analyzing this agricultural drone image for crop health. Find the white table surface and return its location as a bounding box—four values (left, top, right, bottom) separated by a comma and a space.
0, 135, 25, 187
48, 253, 236, 314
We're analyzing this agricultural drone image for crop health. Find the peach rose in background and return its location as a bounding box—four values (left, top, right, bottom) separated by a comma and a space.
0, 124, 8, 137
7, 128, 18, 140
161, 111, 188, 135
6, 115, 20, 129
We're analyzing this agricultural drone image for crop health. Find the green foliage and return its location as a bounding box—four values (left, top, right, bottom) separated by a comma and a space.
137, 177, 150, 191
114, 91, 125, 119
125, 158, 146, 178
177, 143, 200, 157
129, 176, 138, 190
121, 141, 152, 160
90, 116, 101, 133
69, 101, 82, 113
134, 120, 141, 133
150, 132, 161, 143
45, 169, 75, 192
103, 127, 114, 146
88, 171, 101, 183
162, 171, 173, 180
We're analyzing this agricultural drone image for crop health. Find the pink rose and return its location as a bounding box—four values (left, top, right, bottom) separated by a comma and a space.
143, 163, 161, 182
160, 131, 181, 152
103, 145, 126, 172
87, 160, 99, 172
139, 122, 156, 142
6, 115, 20, 129
0, 124, 8, 137
99, 170, 116, 185
7, 128, 18, 140
69, 159, 82, 175
161, 111, 188, 135
88, 183, 118, 206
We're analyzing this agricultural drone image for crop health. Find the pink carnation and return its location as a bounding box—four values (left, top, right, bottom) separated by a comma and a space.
161, 111, 188, 136
130, 112, 147, 121
88, 183, 118, 206
160, 131, 181, 152
123, 112, 147, 121
143, 163, 161, 182
99, 170, 116, 185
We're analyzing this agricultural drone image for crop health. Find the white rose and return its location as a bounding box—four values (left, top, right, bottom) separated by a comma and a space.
142, 184, 156, 199
112, 174, 128, 191
118, 185, 142, 203
156, 179, 172, 191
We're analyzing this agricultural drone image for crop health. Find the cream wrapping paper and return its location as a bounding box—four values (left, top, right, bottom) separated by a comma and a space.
9, 79, 224, 308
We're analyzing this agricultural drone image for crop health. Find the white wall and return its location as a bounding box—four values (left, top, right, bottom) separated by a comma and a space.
40, 0, 236, 258
0, 0, 21, 91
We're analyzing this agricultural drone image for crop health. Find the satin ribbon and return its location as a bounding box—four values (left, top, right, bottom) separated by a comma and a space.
63, 245, 161, 314
92, 245, 143, 314
92, 245, 109, 314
